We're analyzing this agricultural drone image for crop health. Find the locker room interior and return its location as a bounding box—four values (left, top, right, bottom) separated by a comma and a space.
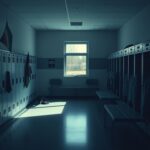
0, 0, 150, 150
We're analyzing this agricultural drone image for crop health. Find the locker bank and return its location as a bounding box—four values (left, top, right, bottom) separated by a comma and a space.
0, 0, 150, 150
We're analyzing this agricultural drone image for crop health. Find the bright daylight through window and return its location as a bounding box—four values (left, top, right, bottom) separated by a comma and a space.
64, 42, 88, 77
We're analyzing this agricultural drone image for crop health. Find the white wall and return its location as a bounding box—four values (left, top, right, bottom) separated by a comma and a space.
36, 30, 118, 96
0, 3, 35, 55
119, 4, 150, 49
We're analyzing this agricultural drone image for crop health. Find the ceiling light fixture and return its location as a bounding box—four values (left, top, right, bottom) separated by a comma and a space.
70, 21, 83, 26
65, 0, 83, 27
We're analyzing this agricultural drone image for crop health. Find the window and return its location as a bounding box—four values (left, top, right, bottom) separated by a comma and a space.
64, 42, 88, 77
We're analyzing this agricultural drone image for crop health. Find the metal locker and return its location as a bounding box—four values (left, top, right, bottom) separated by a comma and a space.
21, 55, 26, 110
21, 54, 25, 108
6, 52, 13, 119
2, 51, 8, 122
19, 54, 25, 108
27, 55, 31, 105
15, 54, 21, 111
11, 53, 17, 115
16, 54, 21, 112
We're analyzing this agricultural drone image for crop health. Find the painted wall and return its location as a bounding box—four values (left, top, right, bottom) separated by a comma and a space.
119, 4, 150, 49
0, 3, 35, 55
36, 30, 118, 96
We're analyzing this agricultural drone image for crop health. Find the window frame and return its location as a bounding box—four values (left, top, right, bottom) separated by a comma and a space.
64, 41, 89, 77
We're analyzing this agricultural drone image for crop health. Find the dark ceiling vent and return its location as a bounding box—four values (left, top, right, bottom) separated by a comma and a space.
70, 21, 83, 26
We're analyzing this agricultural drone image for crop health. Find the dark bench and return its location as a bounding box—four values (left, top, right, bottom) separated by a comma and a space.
104, 104, 144, 128
49, 78, 99, 97
103, 77, 150, 131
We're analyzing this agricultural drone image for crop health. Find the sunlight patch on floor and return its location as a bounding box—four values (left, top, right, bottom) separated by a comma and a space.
35, 102, 67, 108
17, 102, 66, 118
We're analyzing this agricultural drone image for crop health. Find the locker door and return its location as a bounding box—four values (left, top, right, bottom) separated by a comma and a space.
19, 54, 25, 108
119, 57, 123, 98
22, 55, 26, 110
135, 53, 142, 112
15, 54, 21, 111
2, 51, 8, 122
0, 51, 2, 125
12, 53, 17, 115
26, 55, 31, 106
6, 52, 12, 119
18, 54, 24, 111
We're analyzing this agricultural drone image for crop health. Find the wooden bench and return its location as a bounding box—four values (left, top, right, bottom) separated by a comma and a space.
104, 104, 144, 128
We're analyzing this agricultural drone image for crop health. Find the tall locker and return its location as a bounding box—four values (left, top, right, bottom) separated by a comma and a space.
18, 54, 24, 111
16, 54, 22, 111
17, 54, 22, 112
2, 51, 9, 122
21, 54, 26, 109
0, 50, 3, 125
11, 53, 17, 115
6, 52, 13, 119
119, 56, 123, 98
22, 55, 27, 109
141, 43, 150, 121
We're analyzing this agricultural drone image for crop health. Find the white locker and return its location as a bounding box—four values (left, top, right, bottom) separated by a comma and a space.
18, 54, 25, 109
15, 54, 21, 111
20, 55, 27, 109
2, 51, 8, 122
6, 52, 12, 119
26, 55, 30, 106
11, 53, 17, 115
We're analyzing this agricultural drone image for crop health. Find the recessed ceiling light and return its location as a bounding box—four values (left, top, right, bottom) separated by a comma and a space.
70, 22, 83, 26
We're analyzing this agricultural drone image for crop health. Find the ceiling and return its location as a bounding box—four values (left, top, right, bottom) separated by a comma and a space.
1, 0, 150, 30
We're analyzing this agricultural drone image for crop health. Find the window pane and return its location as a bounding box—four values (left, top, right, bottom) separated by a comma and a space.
66, 44, 87, 53
65, 56, 86, 76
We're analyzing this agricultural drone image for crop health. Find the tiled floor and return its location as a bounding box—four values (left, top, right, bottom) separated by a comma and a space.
0, 99, 150, 150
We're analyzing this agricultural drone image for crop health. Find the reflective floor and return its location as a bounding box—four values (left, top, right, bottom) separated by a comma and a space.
0, 99, 150, 150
